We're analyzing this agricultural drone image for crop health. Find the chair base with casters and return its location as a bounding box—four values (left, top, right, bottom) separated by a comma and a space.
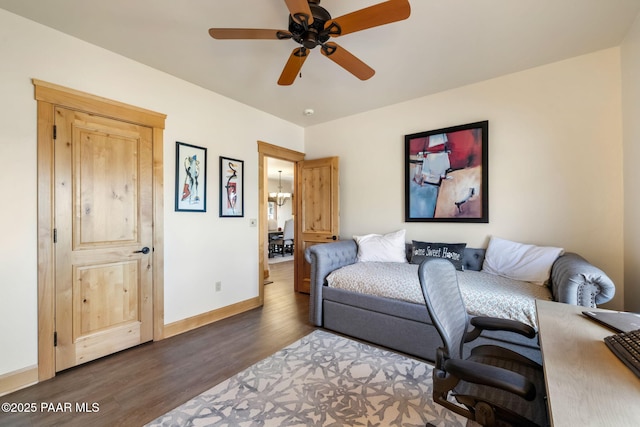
418, 258, 549, 427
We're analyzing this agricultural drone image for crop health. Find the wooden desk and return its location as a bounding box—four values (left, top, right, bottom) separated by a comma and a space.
536, 300, 640, 426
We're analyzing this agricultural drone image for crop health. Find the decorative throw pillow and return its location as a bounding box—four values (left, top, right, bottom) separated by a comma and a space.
481, 236, 564, 285
410, 241, 467, 271
353, 229, 407, 263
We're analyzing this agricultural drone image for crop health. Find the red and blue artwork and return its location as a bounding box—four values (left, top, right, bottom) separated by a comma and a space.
405, 121, 488, 222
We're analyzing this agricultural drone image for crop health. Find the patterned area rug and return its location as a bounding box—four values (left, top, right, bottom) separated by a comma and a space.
147, 330, 467, 427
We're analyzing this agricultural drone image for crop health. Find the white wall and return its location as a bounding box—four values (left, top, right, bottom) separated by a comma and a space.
622, 15, 640, 313
305, 48, 624, 310
0, 9, 303, 376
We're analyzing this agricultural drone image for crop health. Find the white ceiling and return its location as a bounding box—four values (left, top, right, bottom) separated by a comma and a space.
2, 0, 639, 128
267, 158, 295, 182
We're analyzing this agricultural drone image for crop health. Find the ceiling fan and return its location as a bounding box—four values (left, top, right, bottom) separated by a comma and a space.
208, 0, 411, 85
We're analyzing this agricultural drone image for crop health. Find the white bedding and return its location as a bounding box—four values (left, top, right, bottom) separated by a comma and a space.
326, 262, 553, 329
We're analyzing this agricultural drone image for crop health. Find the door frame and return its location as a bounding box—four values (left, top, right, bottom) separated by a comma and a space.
257, 141, 304, 301
34, 79, 166, 381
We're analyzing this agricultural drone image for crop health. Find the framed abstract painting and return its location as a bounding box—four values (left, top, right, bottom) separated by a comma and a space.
175, 141, 207, 212
405, 121, 488, 222
219, 156, 244, 217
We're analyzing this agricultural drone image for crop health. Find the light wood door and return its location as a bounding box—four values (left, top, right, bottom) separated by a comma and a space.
54, 107, 154, 371
295, 157, 339, 293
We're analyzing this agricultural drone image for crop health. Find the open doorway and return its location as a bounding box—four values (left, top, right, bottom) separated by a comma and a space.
265, 158, 295, 275
257, 141, 304, 305
258, 141, 339, 297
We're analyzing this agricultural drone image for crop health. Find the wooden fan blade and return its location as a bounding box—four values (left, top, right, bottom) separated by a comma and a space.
209, 28, 291, 40
284, 0, 314, 25
326, 0, 410, 37
278, 48, 309, 86
321, 42, 375, 81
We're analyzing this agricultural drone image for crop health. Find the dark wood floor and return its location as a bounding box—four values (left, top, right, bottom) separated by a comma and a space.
1, 261, 314, 427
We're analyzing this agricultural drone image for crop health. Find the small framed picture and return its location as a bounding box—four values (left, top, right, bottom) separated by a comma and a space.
175, 141, 207, 212
219, 156, 244, 217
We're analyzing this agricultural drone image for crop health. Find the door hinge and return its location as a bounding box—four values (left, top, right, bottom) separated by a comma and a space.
53, 228, 57, 243
53, 125, 57, 140
54, 331, 57, 347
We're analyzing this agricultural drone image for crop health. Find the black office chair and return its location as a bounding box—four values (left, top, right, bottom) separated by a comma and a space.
418, 258, 549, 427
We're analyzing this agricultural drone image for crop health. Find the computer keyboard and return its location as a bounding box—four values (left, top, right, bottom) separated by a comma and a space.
604, 329, 640, 378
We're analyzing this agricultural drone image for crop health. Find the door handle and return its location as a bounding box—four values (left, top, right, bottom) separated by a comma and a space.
134, 247, 150, 254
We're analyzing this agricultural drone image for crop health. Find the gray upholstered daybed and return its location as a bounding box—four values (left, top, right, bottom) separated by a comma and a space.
305, 239, 616, 364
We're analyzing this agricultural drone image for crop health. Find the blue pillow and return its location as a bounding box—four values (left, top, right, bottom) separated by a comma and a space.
410, 241, 467, 271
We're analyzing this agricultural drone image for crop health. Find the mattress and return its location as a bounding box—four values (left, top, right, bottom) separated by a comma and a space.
326, 262, 553, 329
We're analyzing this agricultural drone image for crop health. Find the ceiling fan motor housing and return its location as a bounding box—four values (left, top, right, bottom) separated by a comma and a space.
289, 3, 332, 49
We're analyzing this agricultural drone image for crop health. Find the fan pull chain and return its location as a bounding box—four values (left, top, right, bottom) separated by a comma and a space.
299, 52, 303, 80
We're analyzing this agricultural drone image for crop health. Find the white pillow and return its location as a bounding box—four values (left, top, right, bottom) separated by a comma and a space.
481, 236, 564, 285
353, 229, 407, 263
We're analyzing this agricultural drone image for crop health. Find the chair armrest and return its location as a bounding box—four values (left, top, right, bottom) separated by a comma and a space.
305, 240, 358, 326
444, 359, 536, 401
550, 252, 615, 307
468, 316, 536, 339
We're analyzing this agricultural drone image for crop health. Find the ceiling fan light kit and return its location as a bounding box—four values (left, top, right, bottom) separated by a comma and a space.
209, 0, 411, 85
